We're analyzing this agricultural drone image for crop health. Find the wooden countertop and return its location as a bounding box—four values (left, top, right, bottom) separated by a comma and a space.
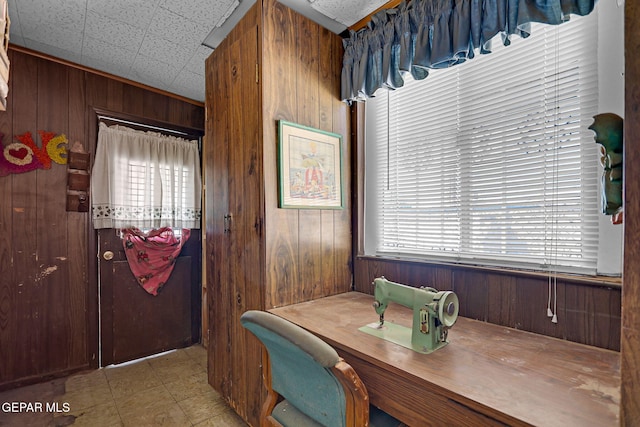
269, 292, 620, 426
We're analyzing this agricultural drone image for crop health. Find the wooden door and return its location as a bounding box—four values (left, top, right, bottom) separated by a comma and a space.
98, 228, 200, 366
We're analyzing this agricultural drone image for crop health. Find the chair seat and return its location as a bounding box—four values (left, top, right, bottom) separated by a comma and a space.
272, 400, 325, 427
273, 400, 402, 427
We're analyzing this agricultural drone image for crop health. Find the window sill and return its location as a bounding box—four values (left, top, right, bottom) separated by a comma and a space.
356, 254, 622, 290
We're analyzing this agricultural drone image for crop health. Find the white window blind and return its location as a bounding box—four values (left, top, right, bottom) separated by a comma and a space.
365, 12, 600, 274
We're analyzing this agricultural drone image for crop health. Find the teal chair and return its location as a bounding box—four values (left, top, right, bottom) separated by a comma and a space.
240, 310, 403, 427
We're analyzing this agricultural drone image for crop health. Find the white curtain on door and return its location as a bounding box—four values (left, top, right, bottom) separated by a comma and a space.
91, 122, 202, 229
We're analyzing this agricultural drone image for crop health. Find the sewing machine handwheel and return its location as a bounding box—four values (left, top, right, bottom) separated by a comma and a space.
438, 292, 459, 327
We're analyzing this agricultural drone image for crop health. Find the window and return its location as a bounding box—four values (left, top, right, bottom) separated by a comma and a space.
364, 9, 617, 275
91, 123, 202, 230
124, 160, 193, 222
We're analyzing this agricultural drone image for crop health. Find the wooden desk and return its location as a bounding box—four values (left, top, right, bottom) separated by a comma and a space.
269, 292, 620, 427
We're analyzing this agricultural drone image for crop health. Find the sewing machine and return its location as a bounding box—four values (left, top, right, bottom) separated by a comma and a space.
359, 277, 459, 354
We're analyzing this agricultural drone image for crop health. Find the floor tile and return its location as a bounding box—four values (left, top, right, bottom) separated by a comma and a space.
65, 369, 109, 393
62, 383, 114, 412
56, 401, 123, 427
103, 358, 165, 400
152, 359, 205, 385
0, 345, 248, 427
121, 402, 191, 427
177, 388, 230, 425
108, 370, 163, 400
194, 407, 248, 427
0, 379, 65, 427
164, 371, 213, 402
114, 383, 175, 420
183, 345, 208, 370
104, 360, 156, 382
146, 349, 191, 369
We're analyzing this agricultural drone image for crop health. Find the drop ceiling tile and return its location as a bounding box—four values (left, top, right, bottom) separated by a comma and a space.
159, 0, 239, 28
22, 37, 83, 65
86, 0, 161, 28
138, 35, 194, 68
184, 45, 213, 75
8, 23, 22, 46
82, 55, 133, 80
169, 70, 205, 102
7, 0, 18, 19
82, 36, 136, 71
7, 1, 22, 37
84, 10, 146, 50
126, 62, 171, 91
9, 34, 25, 47
309, 0, 389, 26
169, 84, 204, 102
129, 54, 182, 88
14, 0, 86, 32
175, 69, 204, 87
18, 17, 84, 54
145, 7, 211, 48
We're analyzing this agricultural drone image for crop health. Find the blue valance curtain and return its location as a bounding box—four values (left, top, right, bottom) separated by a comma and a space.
341, 0, 597, 102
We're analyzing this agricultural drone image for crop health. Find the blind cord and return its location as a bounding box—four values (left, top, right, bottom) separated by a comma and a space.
547, 24, 561, 325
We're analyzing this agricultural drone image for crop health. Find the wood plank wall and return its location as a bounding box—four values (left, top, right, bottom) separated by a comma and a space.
262, 0, 351, 309
353, 259, 621, 350
0, 47, 203, 390
621, 1, 640, 424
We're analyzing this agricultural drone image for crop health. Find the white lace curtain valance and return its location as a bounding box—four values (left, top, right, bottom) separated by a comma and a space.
341, 0, 597, 102
91, 122, 202, 230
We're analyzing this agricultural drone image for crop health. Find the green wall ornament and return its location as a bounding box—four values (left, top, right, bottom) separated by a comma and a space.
588, 113, 624, 223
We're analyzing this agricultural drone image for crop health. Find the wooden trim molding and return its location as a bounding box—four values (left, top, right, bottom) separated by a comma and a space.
349, 0, 404, 31
8, 44, 205, 108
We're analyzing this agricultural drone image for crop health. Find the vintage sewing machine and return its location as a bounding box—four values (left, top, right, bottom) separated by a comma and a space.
359, 277, 459, 354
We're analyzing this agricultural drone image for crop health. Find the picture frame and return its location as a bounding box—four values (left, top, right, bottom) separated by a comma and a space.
278, 120, 344, 209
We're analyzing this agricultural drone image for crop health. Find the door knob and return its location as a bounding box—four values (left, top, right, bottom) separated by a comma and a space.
103, 251, 114, 260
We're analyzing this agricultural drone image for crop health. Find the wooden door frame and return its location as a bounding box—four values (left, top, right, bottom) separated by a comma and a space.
86, 106, 205, 368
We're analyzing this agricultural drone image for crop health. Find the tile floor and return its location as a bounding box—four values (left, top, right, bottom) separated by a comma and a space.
0, 345, 249, 427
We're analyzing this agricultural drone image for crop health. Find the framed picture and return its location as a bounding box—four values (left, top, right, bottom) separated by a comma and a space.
278, 120, 344, 209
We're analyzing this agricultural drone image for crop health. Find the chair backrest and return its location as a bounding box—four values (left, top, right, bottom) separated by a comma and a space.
240, 310, 367, 427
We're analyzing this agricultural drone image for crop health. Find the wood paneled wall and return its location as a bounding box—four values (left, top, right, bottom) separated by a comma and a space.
0, 47, 203, 390
354, 259, 621, 350
262, 0, 351, 309
621, 1, 640, 424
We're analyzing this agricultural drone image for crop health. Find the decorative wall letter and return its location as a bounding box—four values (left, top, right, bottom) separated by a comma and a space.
0, 130, 69, 176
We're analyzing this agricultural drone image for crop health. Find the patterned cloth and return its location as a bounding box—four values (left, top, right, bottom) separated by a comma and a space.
122, 227, 191, 296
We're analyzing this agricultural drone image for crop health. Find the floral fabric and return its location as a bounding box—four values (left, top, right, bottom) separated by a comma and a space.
122, 227, 191, 296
